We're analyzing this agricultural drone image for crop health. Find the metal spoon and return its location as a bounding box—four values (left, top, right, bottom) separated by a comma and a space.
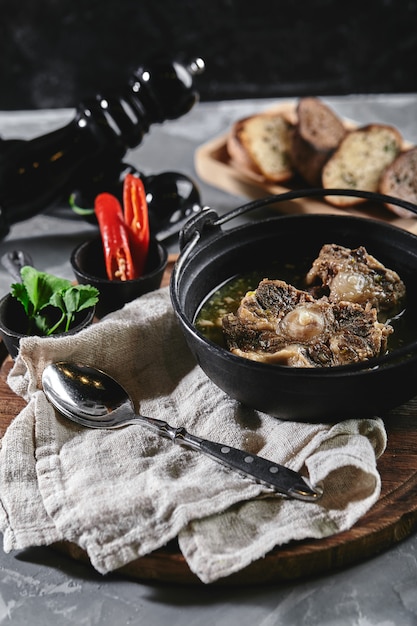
41, 362, 322, 502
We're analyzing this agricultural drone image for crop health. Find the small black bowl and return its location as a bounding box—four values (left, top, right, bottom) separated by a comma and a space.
0, 293, 95, 360
71, 236, 168, 318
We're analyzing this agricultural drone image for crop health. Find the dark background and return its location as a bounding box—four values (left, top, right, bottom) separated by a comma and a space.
1, 0, 416, 110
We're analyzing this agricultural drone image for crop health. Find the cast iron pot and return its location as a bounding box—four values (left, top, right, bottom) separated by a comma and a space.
170, 189, 417, 422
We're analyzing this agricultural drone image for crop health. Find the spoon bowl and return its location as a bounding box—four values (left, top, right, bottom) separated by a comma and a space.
42, 361, 131, 425
41, 361, 322, 501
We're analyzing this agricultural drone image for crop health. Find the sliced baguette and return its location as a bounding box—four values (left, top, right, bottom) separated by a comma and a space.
322, 124, 403, 206
379, 146, 417, 218
290, 97, 347, 186
227, 113, 294, 183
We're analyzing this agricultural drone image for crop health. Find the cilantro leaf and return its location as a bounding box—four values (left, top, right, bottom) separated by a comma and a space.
11, 282, 33, 317
11, 266, 99, 336
20, 266, 72, 313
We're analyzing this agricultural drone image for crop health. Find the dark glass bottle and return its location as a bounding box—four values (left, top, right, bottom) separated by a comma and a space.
0, 57, 204, 240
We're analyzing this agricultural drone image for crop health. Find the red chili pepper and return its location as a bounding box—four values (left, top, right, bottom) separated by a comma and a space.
94, 175, 150, 281
123, 173, 150, 276
94, 192, 138, 281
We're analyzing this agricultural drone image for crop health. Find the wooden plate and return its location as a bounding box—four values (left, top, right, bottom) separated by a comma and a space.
194, 101, 417, 237
1, 254, 417, 586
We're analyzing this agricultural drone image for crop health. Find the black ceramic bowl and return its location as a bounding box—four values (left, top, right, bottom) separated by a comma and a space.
71, 236, 168, 318
0, 293, 95, 360
170, 189, 417, 422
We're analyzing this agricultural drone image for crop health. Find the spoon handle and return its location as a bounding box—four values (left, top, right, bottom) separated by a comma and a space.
197, 439, 320, 501
1, 249, 34, 282
133, 414, 321, 502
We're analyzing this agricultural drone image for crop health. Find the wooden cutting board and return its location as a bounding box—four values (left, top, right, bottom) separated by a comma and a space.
1, 256, 417, 586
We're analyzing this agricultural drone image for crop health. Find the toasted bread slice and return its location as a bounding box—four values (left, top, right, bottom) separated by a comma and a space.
379, 146, 417, 218
290, 97, 347, 186
227, 113, 294, 183
322, 124, 403, 206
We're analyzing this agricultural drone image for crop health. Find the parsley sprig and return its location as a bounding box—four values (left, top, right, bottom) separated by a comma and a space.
11, 266, 99, 336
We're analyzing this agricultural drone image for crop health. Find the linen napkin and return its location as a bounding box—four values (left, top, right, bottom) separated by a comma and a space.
0, 287, 386, 584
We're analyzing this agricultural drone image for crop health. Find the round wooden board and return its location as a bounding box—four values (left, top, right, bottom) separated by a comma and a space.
1, 255, 417, 586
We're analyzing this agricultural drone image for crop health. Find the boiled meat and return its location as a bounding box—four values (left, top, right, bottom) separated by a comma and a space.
305, 244, 405, 313
222, 279, 392, 368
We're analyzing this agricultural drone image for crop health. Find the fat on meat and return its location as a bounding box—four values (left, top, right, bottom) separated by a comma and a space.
305, 243, 406, 313
222, 279, 393, 368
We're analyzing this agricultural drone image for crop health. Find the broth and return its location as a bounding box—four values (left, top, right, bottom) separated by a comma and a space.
195, 258, 308, 347
194, 258, 412, 355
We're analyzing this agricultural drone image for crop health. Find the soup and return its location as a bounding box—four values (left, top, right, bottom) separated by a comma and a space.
194, 253, 410, 361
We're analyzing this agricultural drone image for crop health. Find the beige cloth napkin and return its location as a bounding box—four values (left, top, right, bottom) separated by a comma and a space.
0, 287, 386, 584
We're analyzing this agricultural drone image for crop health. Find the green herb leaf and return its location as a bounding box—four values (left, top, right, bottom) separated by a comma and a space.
20, 266, 72, 314
63, 286, 99, 331
34, 313, 53, 335
10, 266, 99, 336
11, 282, 33, 317
70, 286, 99, 312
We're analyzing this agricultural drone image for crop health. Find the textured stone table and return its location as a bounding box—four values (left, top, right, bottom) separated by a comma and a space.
0, 94, 417, 625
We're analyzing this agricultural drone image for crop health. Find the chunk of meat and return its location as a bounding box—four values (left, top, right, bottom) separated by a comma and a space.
222, 279, 392, 368
305, 244, 406, 312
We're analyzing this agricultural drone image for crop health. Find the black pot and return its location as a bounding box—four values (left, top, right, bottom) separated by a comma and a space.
170, 189, 417, 421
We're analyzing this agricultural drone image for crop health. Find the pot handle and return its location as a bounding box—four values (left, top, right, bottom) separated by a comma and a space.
178, 187, 417, 251
214, 188, 417, 228
178, 206, 221, 250
173, 187, 417, 293
172, 207, 222, 293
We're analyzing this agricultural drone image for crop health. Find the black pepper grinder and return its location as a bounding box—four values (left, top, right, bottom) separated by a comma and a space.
0, 57, 205, 240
